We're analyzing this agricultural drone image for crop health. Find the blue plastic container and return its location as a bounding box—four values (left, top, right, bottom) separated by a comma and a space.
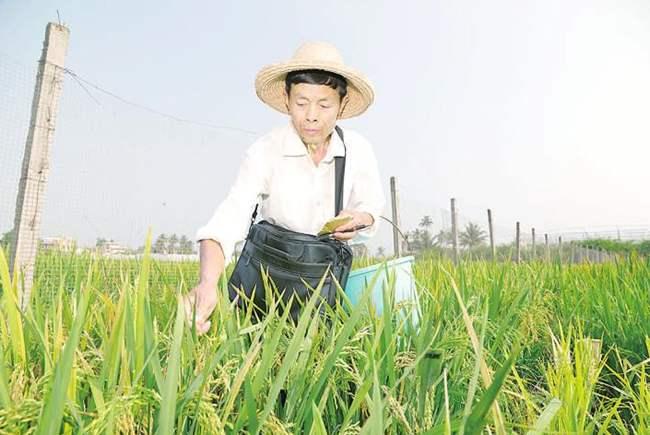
344, 256, 419, 321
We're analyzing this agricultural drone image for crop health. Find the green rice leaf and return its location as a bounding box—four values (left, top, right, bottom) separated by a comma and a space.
0, 246, 26, 367
35, 285, 92, 435
156, 295, 185, 435
526, 398, 562, 435
134, 229, 153, 381
464, 343, 520, 434
309, 402, 327, 435
0, 341, 11, 409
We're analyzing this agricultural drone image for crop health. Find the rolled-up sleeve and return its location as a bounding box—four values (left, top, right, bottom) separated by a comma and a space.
195, 140, 269, 264
347, 135, 385, 244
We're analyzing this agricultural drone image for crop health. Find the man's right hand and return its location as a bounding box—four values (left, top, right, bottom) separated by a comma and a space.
183, 281, 218, 335
184, 239, 226, 335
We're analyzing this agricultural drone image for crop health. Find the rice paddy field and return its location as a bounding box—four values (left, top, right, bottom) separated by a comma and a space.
0, 241, 649, 434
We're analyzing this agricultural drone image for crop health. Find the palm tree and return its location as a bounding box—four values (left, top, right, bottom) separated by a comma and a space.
419, 215, 433, 230
419, 229, 434, 250
419, 215, 434, 251
434, 229, 453, 247
460, 222, 487, 249
406, 228, 434, 254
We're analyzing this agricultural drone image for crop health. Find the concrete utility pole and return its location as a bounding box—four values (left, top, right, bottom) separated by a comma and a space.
450, 198, 459, 265
9, 22, 70, 310
515, 222, 521, 263
390, 176, 402, 257
487, 209, 495, 261
531, 227, 536, 260
544, 234, 550, 262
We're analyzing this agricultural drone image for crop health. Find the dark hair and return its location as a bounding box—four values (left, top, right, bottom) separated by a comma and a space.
285, 69, 348, 100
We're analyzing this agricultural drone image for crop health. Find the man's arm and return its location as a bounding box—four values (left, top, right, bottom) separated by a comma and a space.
188, 137, 271, 334
198, 239, 225, 286
183, 239, 225, 334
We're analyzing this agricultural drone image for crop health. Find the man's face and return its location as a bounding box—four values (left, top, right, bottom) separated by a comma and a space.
285, 83, 343, 147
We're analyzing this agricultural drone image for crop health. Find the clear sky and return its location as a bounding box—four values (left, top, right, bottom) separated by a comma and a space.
1, 0, 649, 252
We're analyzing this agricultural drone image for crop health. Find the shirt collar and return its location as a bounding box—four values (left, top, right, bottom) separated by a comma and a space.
282, 123, 345, 161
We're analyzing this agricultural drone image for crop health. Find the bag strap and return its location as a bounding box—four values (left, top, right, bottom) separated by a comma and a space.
248, 126, 347, 230
249, 203, 259, 229
334, 125, 347, 216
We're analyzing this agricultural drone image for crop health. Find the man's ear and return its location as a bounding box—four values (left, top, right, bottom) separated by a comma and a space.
337, 95, 349, 119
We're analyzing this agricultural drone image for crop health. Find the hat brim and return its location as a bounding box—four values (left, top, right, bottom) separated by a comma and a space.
255, 61, 375, 119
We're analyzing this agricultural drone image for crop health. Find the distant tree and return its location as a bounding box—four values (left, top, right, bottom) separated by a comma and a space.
419, 229, 434, 250
460, 222, 487, 249
405, 229, 420, 253
406, 227, 434, 254
351, 243, 369, 257
416, 215, 435, 251
1, 228, 15, 250
179, 235, 192, 254
96, 238, 107, 249
168, 234, 179, 254
419, 215, 433, 230
434, 229, 453, 247
153, 234, 168, 254
376, 246, 386, 258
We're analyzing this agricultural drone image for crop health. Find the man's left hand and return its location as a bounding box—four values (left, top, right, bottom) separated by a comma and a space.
332, 209, 374, 241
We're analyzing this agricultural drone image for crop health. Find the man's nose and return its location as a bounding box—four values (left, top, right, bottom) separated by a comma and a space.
306, 104, 318, 122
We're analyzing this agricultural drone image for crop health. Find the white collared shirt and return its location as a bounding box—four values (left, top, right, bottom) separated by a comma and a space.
195, 123, 385, 263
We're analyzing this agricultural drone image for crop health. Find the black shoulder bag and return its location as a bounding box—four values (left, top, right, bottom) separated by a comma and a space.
227, 126, 353, 322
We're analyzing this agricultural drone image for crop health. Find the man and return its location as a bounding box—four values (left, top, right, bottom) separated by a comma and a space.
184, 42, 385, 333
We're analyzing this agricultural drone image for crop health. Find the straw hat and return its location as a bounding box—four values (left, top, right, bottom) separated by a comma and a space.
255, 42, 375, 119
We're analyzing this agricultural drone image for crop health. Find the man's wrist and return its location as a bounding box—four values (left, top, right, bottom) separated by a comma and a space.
199, 277, 218, 287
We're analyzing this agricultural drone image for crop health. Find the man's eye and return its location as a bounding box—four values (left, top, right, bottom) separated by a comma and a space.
296, 102, 306, 107
320, 105, 331, 109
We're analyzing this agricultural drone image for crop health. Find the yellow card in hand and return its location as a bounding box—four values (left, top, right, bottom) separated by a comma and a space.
318, 216, 353, 236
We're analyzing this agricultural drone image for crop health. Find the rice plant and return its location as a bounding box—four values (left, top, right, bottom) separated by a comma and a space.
0, 243, 648, 433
